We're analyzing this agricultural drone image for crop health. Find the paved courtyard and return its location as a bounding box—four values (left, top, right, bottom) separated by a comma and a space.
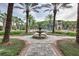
25, 43, 55, 56
0, 35, 75, 56
19, 35, 75, 56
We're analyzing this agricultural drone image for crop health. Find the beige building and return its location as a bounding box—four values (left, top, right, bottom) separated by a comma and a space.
55, 20, 63, 30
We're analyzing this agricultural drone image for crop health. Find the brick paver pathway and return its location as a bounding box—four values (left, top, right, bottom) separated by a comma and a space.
0, 35, 75, 56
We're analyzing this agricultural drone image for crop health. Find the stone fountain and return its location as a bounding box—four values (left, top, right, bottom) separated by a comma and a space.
32, 24, 47, 39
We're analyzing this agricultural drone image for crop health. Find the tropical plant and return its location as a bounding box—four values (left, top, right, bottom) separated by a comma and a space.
12, 16, 24, 30
63, 21, 76, 31
46, 14, 53, 30
28, 14, 36, 29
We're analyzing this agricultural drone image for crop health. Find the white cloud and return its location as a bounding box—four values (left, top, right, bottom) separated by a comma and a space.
56, 3, 77, 21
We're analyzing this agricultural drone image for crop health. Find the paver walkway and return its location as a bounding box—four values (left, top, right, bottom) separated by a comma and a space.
25, 43, 55, 56
19, 35, 75, 56
0, 35, 75, 56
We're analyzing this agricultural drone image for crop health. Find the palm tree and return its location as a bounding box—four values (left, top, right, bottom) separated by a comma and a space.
43, 3, 72, 33
14, 3, 39, 33
0, 13, 7, 30
2, 3, 14, 43
46, 14, 53, 30
16, 18, 24, 30
28, 14, 35, 29
76, 3, 79, 43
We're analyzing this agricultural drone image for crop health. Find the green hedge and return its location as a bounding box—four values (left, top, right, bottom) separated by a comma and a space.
65, 32, 76, 36
0, 31, 4, 35
56, 31, 76, 36
0, 30, 25, 35
10, 31, 24, 35
0, 30, 76, 36
47, 31, 76, 36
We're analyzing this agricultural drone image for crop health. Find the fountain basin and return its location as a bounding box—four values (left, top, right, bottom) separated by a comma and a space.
32, 32, 47, 39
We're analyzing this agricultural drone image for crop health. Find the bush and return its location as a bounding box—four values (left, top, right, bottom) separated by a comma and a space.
0, 30, 25, 35
66, 32, 76, 36
47, 31, 76, 36
10, 30, 24, 35
0, 31, 4, 35
55, 31, 76, 36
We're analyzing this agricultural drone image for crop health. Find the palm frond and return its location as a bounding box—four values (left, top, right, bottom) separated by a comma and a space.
19, 3, 25, 7
31, 3, 38, 7
14, 6, 24, 9
60, 3, 72, 9
32, 6, 42, 10
52, 3, 60, 6
33, 9, 39, 13
44, 9, 50, 12
62, 3, 72, 8
25, 3, 31, 7
44, 9, 53, 12
23, 10, 26, 13
0, 16, 3, 18
41, 4, 51, 8
0, 13, 4, 16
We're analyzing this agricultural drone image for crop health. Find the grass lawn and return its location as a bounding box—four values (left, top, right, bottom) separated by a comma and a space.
47, 31, 76, 36
58, 39, 79, 56
0, 30, 76, 36
0, 39, 25, 56
0, 30, 34, 36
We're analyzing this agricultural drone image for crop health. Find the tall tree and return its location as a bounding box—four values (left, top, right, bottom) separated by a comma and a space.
43, 3, 72, 33
14, 3, 39, 33
2, 3, 14, 43
76, 3, 79, 43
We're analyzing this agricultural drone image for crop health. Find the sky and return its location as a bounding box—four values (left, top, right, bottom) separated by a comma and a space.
0, 3, 77, 22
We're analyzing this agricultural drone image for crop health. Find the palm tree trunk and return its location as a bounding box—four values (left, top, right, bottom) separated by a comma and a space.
52, 4, 57, 33
76, 3, 79, 43
26, 8, 29, 33
2, 3, 14, 43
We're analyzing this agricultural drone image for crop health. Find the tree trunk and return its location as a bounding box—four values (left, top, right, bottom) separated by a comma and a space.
52, 4, 57, 33
26, 8, 29, 33
76, 3, 79, 43
2, 3, 14, 43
